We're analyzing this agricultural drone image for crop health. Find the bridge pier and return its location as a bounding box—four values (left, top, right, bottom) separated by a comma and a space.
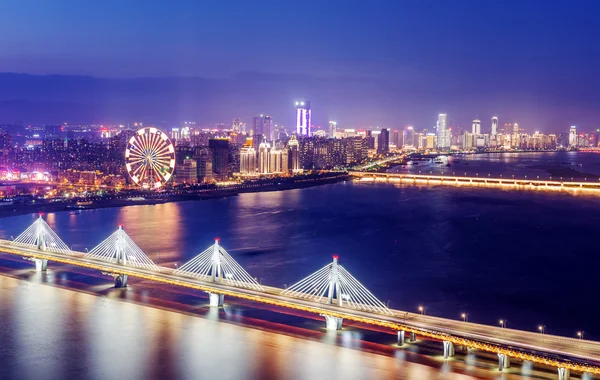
397, 331, 405, 346
33, 258, 48, 272
443, 341, 455, 359
497, 353, 510, 370
321, 314, 343, 331
207, 292, 224, 307
113, 274, 128, 288
409, 332, 416, 342
558, 368, 570, 380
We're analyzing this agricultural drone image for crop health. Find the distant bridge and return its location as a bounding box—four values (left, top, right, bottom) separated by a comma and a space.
350, 171, 600, 194
0, 216, 598, 380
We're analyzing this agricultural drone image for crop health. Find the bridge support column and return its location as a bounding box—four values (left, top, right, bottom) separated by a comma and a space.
558, 368, 570, 380
33, 258, 48, 272
443, 341, 455, 359
397, 331, 405, 346
114, 274, 128, 288
321, 314, 343, 331
497, 353, 510, 370
409, 332, 416, 342
208, 292, 224, 307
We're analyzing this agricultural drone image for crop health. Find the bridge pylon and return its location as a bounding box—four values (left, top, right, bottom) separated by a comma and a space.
85, 226, 159, 286
12, 215, 73, 271
282, 255, 393, 330
174, 239, 263, 306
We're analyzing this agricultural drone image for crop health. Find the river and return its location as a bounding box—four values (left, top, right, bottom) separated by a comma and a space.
0, 151, 598, 379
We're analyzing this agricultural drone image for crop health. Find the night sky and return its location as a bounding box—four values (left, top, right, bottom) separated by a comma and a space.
0, 0, 599, 131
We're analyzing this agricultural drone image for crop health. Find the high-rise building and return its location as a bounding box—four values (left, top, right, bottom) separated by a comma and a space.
472, 118, 481, 135
329, 121, 337, 138
403, 126, 415, 148
252, 115, 264, 137
391, 129, 400, 148
232, 118, 242, 133
377, 129, 390, 153
208, 139, 229, 181
171, 128, 180, 141
287, 135, 300, 172
436, 114, 450, 149
264, 116, 273, 141
195, 148, 213, 183
258, 140, 270, 174
295, 101, 311, 136
491, 117, 498, 135
569, 126, 577, 147
239, 146, 257, 174
179, 158, 198, 184
269, 149, 283, 173
513, 123, 520, 148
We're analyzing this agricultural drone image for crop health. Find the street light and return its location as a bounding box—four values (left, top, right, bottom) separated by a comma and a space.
499, 319, 506, 328
538, 325, 545, 334
577, 331, 584, 340
461, 313, 468, 322
418, 305, 425, 315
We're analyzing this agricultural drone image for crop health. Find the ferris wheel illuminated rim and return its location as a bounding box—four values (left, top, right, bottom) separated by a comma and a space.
125, 127, 175, 189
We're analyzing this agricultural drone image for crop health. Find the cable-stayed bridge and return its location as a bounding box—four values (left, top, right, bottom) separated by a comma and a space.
0, 216, 598, 380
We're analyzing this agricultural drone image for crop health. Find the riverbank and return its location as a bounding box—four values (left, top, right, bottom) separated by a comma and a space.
0, 172, 350, 218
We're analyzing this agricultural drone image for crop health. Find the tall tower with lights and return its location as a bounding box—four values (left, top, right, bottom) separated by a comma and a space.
296, 101, 311, 136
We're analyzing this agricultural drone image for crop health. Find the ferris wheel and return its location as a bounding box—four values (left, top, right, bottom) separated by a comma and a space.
125, 127, 175, 189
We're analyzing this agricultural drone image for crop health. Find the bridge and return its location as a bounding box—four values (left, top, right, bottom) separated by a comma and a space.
0, 216, 598, 380
349, 171, 600, 194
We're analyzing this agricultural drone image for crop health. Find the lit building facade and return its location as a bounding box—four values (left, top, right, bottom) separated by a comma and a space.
296, 101, 311, 136
436, 114, 450, 149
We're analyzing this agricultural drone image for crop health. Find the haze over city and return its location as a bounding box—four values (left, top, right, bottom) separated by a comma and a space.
0, 0, 599, 131
1, 2, 600, 380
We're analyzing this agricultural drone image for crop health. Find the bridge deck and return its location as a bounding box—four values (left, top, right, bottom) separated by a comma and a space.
0, 240, 598, 374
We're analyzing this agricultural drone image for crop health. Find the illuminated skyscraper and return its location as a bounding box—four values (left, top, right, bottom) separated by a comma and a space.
403, 126, 415, 148
296, 101, 311, 136
491, 116, 498, 135
264, 116, 273, 141
239, 146, 257, 174
436, 114, 450, 149
329, 121, 337, 138
569, 125, 577, 147
472, 118, 481, 135
513, 123, 520, 148
287, 135, 300, 172
258, 140, 270, 174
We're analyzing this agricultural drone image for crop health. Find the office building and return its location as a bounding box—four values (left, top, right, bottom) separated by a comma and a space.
377, 128, 390, 153
208, 138, 229, 181
491, 117, 498, 135
472, 118, 481, 135
569, 126, 577, 147
296, 101, 311, 136
287, 135, 300, 172
329, 121, 337, 138
239, 146, 257, 174
436, 114, 450, 149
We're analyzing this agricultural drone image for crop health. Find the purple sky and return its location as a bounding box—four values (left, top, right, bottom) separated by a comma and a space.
0, 0, 599, 132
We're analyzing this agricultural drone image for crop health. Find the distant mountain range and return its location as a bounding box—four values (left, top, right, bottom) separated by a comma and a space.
0, 72, 595, 132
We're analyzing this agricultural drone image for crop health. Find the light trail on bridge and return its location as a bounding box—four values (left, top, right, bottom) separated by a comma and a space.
0, 239, 598, 376
0, 217, 598, 378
